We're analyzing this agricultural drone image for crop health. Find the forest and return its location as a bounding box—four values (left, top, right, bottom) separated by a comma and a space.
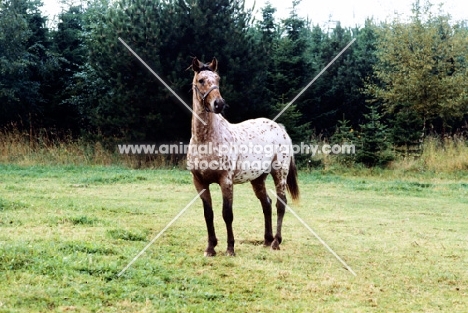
1, 0, 467, 167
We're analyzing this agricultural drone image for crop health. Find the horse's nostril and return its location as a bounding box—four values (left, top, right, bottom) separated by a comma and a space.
213, 99, 224, 113
215, 99, 223, 108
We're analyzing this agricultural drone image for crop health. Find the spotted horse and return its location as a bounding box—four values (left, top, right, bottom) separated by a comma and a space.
187, 57, 299, 256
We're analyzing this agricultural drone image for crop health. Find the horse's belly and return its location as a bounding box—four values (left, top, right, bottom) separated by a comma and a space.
232, 171, 262, 184
232, 156, 274, 184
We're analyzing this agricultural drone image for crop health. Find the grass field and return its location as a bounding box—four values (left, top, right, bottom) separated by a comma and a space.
0, 164, 467, 312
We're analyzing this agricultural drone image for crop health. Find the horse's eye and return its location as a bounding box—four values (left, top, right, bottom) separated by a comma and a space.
198, 79, 205, 84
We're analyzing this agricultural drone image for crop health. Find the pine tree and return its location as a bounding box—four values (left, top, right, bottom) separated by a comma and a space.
73, 0, 263, 144
0, 0, 32, 125
355, 104, 394, 167
252, 2, 279, 117
391, 107, 424, 156
257, 2, 277, 50
45, 4, 87, 134
331, 116, 357, 166
301, 21, 374, 135
268, 0, 310, 142
0, 0, 59, 136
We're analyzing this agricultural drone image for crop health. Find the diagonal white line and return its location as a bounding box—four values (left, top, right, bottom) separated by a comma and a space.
118, 37, 207, 126
268, 189, 357, 276
117, 189, 206, 277
273, 38, 357, 122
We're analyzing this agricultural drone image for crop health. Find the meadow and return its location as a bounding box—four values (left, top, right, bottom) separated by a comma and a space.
1, 161, 467, 312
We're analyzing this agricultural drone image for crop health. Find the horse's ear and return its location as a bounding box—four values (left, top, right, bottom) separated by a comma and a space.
192, 57, 203, 72
208, 57, 218, 72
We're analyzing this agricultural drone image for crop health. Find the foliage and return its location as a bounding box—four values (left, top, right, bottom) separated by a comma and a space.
365, 0, 468, 134
390, 106, 424, 150
0, 0, 59, 131
355, 104, 394, 167
330, 116, 357, 166
299, 20, 378, 135
3, 126, 468, 172
45, 4, 87, 133
266, 0, 311, 143
1, 0, 467, 168
67, 0, 264, 144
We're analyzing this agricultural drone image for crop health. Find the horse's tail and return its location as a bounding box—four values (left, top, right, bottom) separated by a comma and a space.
287, 156, 300, 201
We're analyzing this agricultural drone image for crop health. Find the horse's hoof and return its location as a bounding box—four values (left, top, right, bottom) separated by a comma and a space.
271, 240, 280, 250
226, 250, 236, 257
204, 249, 216, 257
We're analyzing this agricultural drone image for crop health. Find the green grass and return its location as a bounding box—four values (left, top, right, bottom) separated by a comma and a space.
0, 164, 467, 312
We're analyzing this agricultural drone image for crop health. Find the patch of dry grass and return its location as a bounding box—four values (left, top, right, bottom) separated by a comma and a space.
0, 129, 181, 168
2, 129, 468, 173
307, 135, 468, 173
387, 136, 468, 173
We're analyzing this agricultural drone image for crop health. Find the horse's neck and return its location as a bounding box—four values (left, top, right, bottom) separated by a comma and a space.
191, 101, 227, 144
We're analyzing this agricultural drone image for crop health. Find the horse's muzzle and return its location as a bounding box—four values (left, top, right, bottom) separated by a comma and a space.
213, 98, 225, 114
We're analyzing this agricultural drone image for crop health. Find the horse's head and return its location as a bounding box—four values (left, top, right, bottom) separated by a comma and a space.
192, 57, 225, 114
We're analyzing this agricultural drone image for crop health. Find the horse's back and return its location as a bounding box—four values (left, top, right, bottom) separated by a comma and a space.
229, 117, 291, 145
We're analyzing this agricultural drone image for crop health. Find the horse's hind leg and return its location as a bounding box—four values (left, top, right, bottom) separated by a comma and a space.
251, 174, 274, 246
271, 169, 288, 250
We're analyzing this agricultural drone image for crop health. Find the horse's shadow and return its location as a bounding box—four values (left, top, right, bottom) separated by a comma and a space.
238, 239, 265, 246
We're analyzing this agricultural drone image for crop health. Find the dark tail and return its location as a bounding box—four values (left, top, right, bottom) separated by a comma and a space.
287, 156, 300, 201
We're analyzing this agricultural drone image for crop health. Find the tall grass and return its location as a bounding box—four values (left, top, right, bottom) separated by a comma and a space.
1, 129, 467, 172
390, 136, 468, 172
0, 129, 181, 168
304, 135, 468, 173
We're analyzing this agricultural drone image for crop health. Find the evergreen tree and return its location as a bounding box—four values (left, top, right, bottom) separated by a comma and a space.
252, 2, 279, 117
45, 4, 86, 134
268, 0, 310, 142
331, 116, 357, 166
257, 2, 277, 50
0, 0, 59, 135
0, 0, 32, 125
72, 0, 263, 144
70, 0, 185, 143
355, 104, 394, 167
301, 21, 374, 135
345, 20, 378, 127
273, 0, 308, 100
390, 106, 424, 155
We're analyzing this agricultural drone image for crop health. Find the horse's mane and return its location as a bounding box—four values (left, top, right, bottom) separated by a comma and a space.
198, 65, 214, 72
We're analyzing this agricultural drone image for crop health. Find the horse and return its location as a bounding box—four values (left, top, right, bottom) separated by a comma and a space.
187, 57, 299, 256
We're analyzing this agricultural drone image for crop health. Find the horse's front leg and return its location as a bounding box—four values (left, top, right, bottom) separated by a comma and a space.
202, 189, 218, 256
220, 178, 235, 256
194, 179, 217, 256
